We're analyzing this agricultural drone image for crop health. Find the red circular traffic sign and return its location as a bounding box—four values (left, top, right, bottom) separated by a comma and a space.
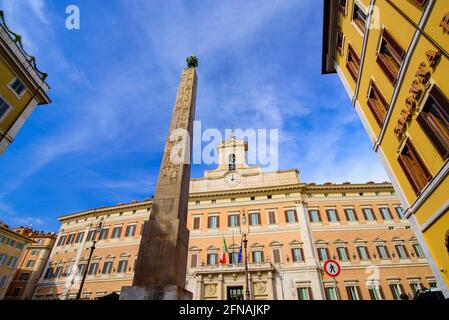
324, 260, 341, 277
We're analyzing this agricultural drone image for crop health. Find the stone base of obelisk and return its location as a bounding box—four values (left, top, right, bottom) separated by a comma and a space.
119, 285, 192, 300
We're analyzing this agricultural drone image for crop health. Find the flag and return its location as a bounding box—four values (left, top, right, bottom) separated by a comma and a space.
219, 236, 229, 264
238, 237, 243, 263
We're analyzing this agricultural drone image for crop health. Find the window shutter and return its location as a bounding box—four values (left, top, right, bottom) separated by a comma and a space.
191, 254, 198, 268
258, 213, 261, 225
300, 248, 305, 262
294, 210, 298, 222
284, 211, 288, 223
382, 29, 405, 59
216, 216, 220, 228
273, 249, 281, 263
208, 217, 212, 228
251, 251, 256, 263
376, 54, 397, 84
227, 215, 231, 227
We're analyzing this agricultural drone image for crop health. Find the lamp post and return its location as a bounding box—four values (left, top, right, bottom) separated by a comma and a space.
241, 209, 250, 300
76, 219, 103, 300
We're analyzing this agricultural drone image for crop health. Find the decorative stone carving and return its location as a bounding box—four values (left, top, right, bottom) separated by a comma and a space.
415, 62, 430, 84
205, 284, 217, 296
440, 13, 449, 34
425, 50, 441, 67
254, 282, 267, 294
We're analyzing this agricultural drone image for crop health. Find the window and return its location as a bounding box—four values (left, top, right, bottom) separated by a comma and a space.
395, 206, 406, 220
308, 210, 321, 223
66, 233, 76, 245
102, 261, 113, 274
326, 209, 339, 222
98, 228, 109, 240
64, 263, 73, 276
25, 260, 35, 268
346, 286, 361, 300
0, 275, 8, 288
380, 208, 393, 221
0, 253, 7, 265
389, 283, 404, 300
285, 210, 298, 223
367, 80, 389, 127
346, 44, 360, 81
88, 263, 99, 275
429, 281, 437, 288
11, 287, 22, 297
125, 225, 136, 237
410, 282, 422, 294
43, 267, 53, 279
318, 248, 329, 261
398, 139, 432, 195
252, 251, 264, 263
86, 230, 95, 241
195, 201, 200, 205
325, 287, 339, 300
356, 246, 369, 260
413, 244, 425, 258
268, 211, 277, 224
292, 248, 304, 262
337, 247, 349, 261
228, 154, 236, 171
7, 256, 18, 268
6, 239, 16, 247
336, 28, 344, 55
368, 286, 384, 300
377, 28, 405, 85
376, 245, 390, 259
15, 242, 24, 250
297, 288, 312, 300
207, 253, 217, 266
413, 0, 428, 7
190, 254, 198, 268
344, 209, 358, 222
362, 208, 376, 221
54, 266, 63, 278
417, 85, 449, 159
230, 251, 240, 264
31, 249, 39, 256
228, 214, 240, 227
0, 235, 5, 244
111, 226, 122, 239
249, 213, 261, 226
273, 249, 281, 263
208, 216, 219, 229
19, 272, 30, 281
78, 264, 86, 276
193, 217, 201, 230
395, 244, 409, 259
0, 96, 12, 120
352, 3, 367, 33
231, 198, 236, 203
9, 78, 26, 96
75, 232, 84, 243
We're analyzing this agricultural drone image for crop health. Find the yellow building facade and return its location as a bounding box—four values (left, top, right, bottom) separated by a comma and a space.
4, 227, 56, 300
322, 0, 449, 296
0, 222, 33, 299
0, 10, 51, 155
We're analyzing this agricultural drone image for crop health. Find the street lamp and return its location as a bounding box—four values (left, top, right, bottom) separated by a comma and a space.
76, 218, 103, 300
241, 209, 250, 300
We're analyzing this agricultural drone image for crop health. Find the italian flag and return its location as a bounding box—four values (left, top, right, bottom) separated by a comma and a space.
219, 236, 229, 264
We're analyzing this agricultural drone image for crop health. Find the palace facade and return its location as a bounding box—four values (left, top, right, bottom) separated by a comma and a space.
33, 138, 436, 300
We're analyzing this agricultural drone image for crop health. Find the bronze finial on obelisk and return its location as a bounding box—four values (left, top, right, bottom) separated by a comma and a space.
120, 57, 198, 300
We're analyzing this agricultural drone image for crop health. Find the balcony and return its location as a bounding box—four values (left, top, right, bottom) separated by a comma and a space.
193, 262, 275, 275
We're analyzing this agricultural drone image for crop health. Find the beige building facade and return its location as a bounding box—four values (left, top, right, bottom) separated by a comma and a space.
33, 138, 436, 300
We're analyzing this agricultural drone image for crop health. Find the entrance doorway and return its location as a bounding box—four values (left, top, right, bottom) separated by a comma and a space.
227, 286, 244, 300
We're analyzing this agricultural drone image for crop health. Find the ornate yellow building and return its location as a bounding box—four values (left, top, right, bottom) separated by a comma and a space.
0, 222, 33, 299
322, 0, 449, 296
0, 10, 51, 155
33, 138, 436, 300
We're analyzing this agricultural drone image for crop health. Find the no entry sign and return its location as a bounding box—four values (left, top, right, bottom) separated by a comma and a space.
324, 260, 341, 277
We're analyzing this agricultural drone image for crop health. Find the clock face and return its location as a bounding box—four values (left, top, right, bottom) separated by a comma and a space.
225, 172, 241, 187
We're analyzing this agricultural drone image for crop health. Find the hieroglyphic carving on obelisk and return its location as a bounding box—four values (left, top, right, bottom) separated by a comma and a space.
120, 57, 198, 300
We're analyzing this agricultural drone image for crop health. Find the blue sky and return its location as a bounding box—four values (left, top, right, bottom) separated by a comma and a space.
0, 0, 389, 231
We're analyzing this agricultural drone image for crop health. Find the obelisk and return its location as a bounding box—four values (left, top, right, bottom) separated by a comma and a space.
120, 57, 198, 300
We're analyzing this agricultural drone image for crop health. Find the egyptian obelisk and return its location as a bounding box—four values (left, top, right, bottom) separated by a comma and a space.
120, 57, 198, 300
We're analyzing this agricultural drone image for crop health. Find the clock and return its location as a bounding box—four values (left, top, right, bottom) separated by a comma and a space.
225, 172, 241, 187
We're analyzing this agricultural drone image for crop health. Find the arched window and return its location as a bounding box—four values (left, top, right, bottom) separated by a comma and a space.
228, 153, 236, 171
